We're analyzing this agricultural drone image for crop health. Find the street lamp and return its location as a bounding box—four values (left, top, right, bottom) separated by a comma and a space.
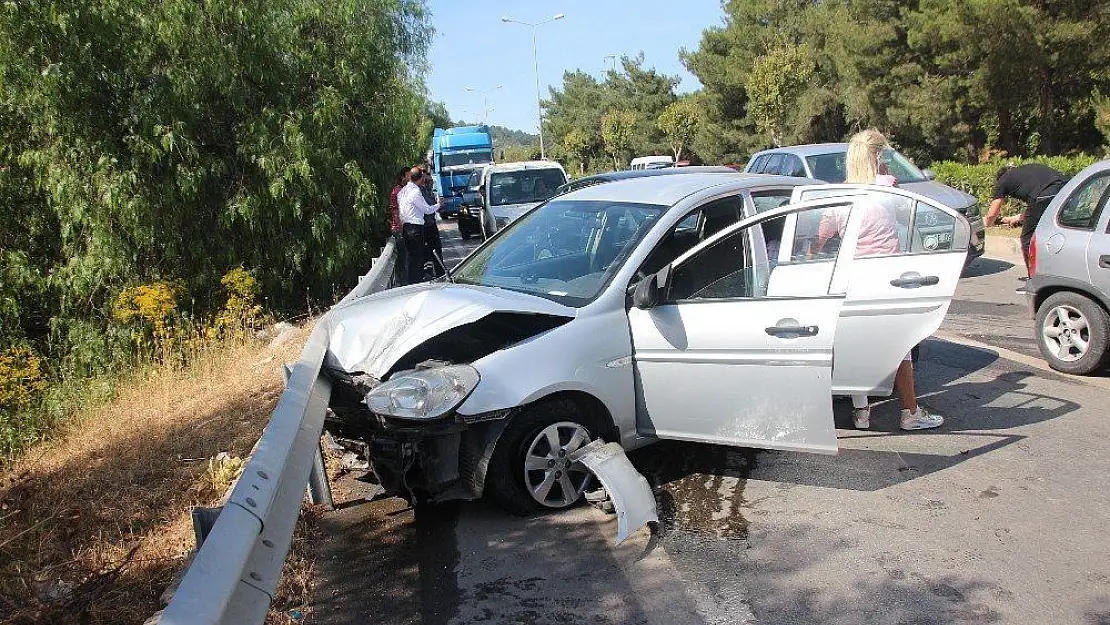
501, 13, 565, 159
464, 85, 502, 124
604, 54, 619, 74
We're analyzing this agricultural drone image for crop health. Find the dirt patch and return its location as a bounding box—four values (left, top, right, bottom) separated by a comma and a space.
0, 324, 310, 624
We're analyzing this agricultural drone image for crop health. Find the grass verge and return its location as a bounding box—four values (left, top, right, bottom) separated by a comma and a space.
0, 323, 310, 624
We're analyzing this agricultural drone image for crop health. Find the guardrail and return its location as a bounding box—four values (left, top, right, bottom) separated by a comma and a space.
151, 240, 397, 624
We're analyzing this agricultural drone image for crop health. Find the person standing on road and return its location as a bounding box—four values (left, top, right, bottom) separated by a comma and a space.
839, 130, 943, 432
985, 163, 1066, 276
419, 166, 445, 278
389, 167, 410, 286
398, 167, 443, 285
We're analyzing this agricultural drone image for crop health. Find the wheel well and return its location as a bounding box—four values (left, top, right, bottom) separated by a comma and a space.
532, 390, 619, 443
1035, 285, 1110, 317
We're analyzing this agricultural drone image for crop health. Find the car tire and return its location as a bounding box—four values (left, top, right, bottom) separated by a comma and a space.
1035, 291, 1110, 375
485, 398, 599, 516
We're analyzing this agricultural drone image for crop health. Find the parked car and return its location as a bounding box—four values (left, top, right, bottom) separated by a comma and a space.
554, 165, 738, 196
321, 173, 969, 523
457, 165, 488, 240
630, 155, 674, 170
1027, 160, 1110, 375
745, 143, 986, 262
480, 161, 568, 237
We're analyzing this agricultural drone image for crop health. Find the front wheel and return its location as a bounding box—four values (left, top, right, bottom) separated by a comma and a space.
485, 399, 597, 515
1035, 291, 1110, 375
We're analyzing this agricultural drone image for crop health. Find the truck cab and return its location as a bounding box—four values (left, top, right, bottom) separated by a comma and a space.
432, 126, 494, 219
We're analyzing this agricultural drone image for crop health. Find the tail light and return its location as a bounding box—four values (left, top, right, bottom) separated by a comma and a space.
1028, 234, 1037, 278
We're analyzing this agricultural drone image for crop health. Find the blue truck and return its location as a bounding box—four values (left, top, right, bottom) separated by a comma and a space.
430, 125, 494, 218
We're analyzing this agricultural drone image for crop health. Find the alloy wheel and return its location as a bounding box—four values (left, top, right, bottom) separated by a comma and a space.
523, 421, 593, 508
1042, 304, 1090, 363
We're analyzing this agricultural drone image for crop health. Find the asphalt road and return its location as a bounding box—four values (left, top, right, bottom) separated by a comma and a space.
312, 228, 1110, 625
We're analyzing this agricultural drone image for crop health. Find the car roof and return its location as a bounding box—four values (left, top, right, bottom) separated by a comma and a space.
487, 160, 565, 173
755, 143, 849, 157
560, 172, 815, 205
571, 165, 738, 185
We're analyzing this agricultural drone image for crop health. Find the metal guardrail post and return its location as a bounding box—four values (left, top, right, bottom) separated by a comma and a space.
307, 442, 334, 510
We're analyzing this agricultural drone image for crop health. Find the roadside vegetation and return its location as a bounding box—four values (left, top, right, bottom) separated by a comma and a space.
0, 0, 440, 460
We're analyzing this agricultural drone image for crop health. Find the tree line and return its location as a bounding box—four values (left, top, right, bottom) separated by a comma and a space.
543, 0, 1110, 173
0, 0, 437, 454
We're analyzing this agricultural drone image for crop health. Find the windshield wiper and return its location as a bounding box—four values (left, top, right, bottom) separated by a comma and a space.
430, 250, 455, 283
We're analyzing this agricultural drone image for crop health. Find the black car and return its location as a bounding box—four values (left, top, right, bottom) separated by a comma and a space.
553, 165, 739, 196
457, 167, 487, 240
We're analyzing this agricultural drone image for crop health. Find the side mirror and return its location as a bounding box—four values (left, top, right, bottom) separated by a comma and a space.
922, 168, 937, 181
632, 266, 670, 309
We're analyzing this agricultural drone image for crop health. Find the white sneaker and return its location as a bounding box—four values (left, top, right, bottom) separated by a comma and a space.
900, 407, 943, 430
853, 408, 871, 430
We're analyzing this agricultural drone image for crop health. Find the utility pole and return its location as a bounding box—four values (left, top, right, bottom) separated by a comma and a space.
501, 13, 565, 160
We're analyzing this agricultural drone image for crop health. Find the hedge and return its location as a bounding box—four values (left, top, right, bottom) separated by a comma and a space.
929, 155, 1102, 216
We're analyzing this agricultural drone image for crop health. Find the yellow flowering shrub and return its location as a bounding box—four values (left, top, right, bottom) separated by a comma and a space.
112, 281, 180, 336
0, 346, 46, 410
214, 267, 264, 336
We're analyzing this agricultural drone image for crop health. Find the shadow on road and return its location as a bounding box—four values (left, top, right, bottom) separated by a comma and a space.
963, 256, 1015, 278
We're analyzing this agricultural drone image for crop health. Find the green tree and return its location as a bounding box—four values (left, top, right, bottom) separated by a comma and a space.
656, 98, 701, 161
0, 0, 432, 383
563, 129, 594, 174
602, 110, 638, 169
745, 42, 815, 147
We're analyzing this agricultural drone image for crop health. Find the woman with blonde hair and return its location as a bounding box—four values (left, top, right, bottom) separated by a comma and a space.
840, 129, 943, 431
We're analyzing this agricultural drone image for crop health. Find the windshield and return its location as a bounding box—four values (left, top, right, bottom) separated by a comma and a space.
441, 150, 493, 169
453, 199, 667, 307
805, 148, 926, 184
488, 169, 568, 206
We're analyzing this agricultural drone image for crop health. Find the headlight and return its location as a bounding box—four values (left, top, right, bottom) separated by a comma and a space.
364, 365, 480, 420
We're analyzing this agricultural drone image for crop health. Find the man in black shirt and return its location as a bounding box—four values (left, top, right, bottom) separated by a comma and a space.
986, 163, 1066, 275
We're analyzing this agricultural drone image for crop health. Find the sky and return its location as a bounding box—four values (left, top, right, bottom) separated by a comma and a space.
424, 0, 726, 133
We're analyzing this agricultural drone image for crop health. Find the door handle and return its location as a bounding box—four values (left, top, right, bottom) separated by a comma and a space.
1100, 255, 1110, 269
890, 274, 940, 288
765, 324, 819, 338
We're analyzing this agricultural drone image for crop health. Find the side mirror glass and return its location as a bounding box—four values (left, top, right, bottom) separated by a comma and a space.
633, 265, 671, 309
922, 168, 937, 181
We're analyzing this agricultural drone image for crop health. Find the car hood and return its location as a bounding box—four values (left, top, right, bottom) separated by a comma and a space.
325, 282, 575, 378
489, 202, 541, 220
899, 181, 976, 212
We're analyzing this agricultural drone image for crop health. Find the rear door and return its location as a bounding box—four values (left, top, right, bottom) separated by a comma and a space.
1050, 170, 1110, 298
629, 198, 861, 454
790, 184, 970, 395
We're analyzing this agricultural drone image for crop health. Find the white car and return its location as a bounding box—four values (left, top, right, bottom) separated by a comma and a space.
480, 160, 568, 237
323, 173, 970, 539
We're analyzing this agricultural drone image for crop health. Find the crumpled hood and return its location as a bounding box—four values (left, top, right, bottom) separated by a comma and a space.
325, 282, 575, 378
490, 202, 541, 221
901, 181, 977, 212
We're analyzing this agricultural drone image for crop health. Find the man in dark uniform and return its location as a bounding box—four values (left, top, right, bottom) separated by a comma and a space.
418, 166, 445, 278
986, 163, 1066, 275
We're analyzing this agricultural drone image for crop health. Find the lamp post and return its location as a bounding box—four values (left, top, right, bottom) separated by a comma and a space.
500, 13, 565, 160
604, 54, 619, 74
464, 85, 502, 124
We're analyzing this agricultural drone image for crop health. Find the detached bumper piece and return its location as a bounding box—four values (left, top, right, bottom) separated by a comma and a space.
570, 440, 658, 545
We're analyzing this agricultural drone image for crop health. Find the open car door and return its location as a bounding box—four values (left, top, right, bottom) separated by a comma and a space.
627, 198, 863, 454
789, 185, 971, 396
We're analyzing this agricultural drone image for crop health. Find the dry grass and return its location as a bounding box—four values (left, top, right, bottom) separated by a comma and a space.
0, 323, 311, 624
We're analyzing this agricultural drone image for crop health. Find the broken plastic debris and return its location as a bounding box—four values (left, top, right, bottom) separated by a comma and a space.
570, 441, 658, 545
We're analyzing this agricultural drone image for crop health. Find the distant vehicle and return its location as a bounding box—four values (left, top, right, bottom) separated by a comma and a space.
480, 161, 568, 237
630, 155, 674, 170
555, 165, 739, 196
431, 125, 494, 219
745, 143, 986, 262
1027, 159, 1110, 375
457, 165, 489, 240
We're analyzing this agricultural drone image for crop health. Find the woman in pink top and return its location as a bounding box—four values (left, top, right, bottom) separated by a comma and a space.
839, 130, 944, 432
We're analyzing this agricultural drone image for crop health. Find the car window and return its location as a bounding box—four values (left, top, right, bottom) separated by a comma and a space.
750, 190, 794, 265
805, 153, 846, 183
748, 155, 768, 173
781, 154, 806, 177
762, 154, 784, 175
454, 199, 667, 307
669, 226, 752, 301
639, 196, 744, 276
489, 169, 568, 206
1057, 172, 1110, 230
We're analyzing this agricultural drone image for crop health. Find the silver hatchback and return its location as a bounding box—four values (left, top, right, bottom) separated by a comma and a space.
322, 174, 969, 532
1027, 160, 1110, 375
